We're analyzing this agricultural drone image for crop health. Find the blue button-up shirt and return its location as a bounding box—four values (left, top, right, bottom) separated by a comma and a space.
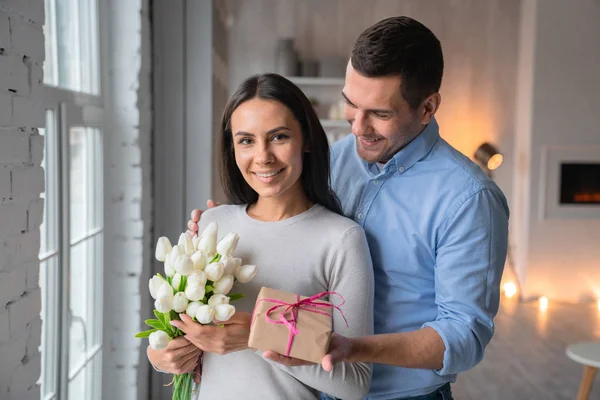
330, 118, 509, 399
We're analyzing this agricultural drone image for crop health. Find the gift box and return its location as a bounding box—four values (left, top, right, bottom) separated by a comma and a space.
248, 287, 345, 363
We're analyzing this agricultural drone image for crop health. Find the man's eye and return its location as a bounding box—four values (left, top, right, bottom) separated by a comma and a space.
374, 113, 391, 120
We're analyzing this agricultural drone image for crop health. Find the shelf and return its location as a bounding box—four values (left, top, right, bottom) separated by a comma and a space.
320, 119, 349, 128
286, 76, 345, 86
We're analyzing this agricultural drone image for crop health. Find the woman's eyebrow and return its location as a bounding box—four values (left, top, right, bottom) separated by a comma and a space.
267, 126, 290, 134
233, 131, 254, 137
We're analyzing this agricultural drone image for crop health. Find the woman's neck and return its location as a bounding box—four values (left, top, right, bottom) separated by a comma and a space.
247, 186, 313, 222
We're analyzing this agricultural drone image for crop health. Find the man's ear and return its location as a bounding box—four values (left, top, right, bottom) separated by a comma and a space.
420, 93, 441, 125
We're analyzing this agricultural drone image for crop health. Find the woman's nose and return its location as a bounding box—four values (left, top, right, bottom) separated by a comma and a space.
254, 142, 274, 164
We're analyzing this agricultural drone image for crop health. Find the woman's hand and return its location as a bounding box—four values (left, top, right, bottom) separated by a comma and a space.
147, 336, 202, 376
170, 312, 252, 355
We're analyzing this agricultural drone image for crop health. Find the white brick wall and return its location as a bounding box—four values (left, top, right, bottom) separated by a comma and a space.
0, 1, 45, 399
102, 0, 153, 399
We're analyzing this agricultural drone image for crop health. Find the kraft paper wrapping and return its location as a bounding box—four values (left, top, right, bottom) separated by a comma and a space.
248, 287, 333, 363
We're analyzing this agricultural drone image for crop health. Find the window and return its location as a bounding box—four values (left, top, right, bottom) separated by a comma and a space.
40, 1, 104, 399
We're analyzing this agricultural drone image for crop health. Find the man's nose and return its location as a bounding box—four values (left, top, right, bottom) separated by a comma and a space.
351, 110, 372, 136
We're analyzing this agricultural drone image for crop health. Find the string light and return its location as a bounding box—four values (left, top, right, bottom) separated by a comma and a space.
539, 296, 548, 311
503, 282, 517, 298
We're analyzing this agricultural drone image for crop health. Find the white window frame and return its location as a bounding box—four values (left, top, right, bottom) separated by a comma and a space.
39, 0, 106, 399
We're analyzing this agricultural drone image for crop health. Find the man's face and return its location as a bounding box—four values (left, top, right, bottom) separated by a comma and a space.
343, 62, 425, 164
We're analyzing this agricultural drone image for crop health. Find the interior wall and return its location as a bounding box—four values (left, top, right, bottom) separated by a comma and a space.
513, 0, 600, 302
226, 0, 521, 207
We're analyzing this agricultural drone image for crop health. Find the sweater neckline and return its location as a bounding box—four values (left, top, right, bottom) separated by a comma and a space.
237, 203, 323, 228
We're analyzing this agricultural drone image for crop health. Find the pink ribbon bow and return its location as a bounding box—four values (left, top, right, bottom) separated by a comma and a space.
255, 291, 348, 358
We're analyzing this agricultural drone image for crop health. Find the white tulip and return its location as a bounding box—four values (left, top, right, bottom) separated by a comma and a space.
155, 237, 172, 262
213, 275, 234, 295
166, 244, 184, 267
207, 294, 230, 307
198, 222, 218, 255
192, 235, 201, 251
173, 292, 189, 313
149, 275, 166, 299
200, 222, 218, 239
149, 330, 170, 350
190, 251, 207, 271
171, 273, 183, 291
178, 232, 195, 255
174, 254, 194, 276
157, 281, 174, 300
222, 256, 242, 275
216, 233, 239, 257
154, 296, 173, 313
235, 264, 258, 283
164, 261, 176, 277
204, 262, 224, 282
195, 305, 215, 324
214, 303, 235, 322
187, 271, 207, 287
186, 301, 203, 318
185, 283, 206, 302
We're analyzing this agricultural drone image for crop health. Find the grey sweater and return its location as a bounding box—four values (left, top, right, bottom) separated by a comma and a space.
195, 204, 374, 400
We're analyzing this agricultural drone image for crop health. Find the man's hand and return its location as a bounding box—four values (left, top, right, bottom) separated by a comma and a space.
146, 336, 202, 376
186, 200, 219, 237
170, 312, 251, 355
262, 333, 352, 371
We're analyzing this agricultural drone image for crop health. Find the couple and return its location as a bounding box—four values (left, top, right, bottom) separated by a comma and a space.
148, 16, 509, 400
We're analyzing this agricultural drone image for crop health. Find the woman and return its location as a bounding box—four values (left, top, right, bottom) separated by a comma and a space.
148, 73, 374, 400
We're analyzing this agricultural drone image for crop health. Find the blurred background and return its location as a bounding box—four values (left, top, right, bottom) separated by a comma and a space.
0, 0, 599, 399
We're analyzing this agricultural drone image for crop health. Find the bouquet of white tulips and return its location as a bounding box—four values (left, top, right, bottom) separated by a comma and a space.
136, 222, 258, 400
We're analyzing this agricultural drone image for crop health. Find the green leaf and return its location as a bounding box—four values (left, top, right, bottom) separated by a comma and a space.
157, 272, 165, 280
135, 328, 157, 338
210, 254, 221, 263
145, 319, 164, 330
205, 285, 215, 293
178, 275, 187, 292
154, 310, 172, 335
228, 293, 245, 302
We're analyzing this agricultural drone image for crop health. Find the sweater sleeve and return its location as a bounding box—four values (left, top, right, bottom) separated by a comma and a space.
260, 226, 374, 400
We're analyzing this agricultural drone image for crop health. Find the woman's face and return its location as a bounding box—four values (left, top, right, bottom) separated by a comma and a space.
231, 98, 306, 201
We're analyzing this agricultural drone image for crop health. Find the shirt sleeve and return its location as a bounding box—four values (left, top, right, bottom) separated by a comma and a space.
423, 188, 509, 376
260, 226, 375, 400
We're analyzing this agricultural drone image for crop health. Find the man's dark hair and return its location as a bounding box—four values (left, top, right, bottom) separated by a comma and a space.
351, 16, 444, 109
220, 73, 342, 215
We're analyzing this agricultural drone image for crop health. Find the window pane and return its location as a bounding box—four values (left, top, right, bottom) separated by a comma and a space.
70, 127, 88, 241
40, 110, 59, 255
44, 0, 100, 94
39, 256, 60, 399
68, 240, 88, 374
89, 234, 103, 347
68, 366, 86, 400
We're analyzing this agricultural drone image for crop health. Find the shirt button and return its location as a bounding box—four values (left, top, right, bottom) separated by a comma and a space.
398, 166, 405, 173
357, 213, 364, 220
373, 179, 379, 185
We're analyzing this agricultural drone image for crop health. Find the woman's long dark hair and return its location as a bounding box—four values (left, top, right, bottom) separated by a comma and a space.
220, 73, 342, 215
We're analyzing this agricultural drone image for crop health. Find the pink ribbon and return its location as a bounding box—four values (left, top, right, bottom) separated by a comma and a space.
254, 291, 348, 357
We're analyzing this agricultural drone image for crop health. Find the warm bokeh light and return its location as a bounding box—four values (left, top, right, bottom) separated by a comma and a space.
503, 282, 517, 298
597, 299, 600, 312
539, 296, 549, 311
487, 153, 503, 170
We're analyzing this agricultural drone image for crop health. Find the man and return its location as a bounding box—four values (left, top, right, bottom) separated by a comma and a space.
188, 16, 508, 400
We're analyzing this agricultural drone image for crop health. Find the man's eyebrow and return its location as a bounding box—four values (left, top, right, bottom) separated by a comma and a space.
342, 92, 357, 107
342, 92, 394, 114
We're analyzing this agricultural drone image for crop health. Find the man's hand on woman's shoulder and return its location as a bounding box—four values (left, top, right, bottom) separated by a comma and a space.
186, 200, 220, 237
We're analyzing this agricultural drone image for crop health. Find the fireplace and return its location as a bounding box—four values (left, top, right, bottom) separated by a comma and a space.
541, 146, 600, 219
559, 163, 600, 205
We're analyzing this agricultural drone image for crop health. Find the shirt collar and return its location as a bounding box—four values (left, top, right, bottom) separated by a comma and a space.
370, 116, 440, 175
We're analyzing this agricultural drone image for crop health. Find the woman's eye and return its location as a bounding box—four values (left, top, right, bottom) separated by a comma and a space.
272, 134, 289, 141
239, 138, 252, 145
